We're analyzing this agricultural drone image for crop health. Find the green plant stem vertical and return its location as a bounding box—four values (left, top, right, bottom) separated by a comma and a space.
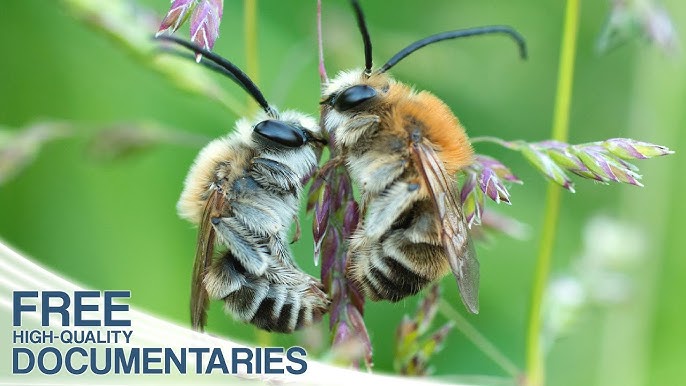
244, 0, 270, 346
525, 0, 580, 385
317, 0, 328, 84
244, 0, 259, 114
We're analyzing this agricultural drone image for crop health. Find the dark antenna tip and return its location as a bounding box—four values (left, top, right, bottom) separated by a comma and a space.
379, 25, 528, 74
154, 34, 274, 117
351, 0, 373, 75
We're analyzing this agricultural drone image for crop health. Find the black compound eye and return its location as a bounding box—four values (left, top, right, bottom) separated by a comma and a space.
253, 120, 305, 148
332, 85, 377, 112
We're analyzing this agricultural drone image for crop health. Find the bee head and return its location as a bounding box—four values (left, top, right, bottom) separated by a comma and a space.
252, 111, 325, 150
322, 69, 393, 114
319, 69, 394, 142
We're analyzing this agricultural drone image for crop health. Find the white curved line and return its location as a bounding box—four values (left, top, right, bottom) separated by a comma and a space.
0, 240, 467, 386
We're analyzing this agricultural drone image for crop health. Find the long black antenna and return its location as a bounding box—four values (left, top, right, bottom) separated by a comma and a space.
351, 0, 373, 76
157, 46, 243, 86
379, 25, 527, 74
156, 35, 273, 116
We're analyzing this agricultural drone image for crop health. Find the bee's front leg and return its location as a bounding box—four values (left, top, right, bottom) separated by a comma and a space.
211, 216, 271, 276
359, 180, 423, 242
335, 114, 380, 147
290, 215, 301, 244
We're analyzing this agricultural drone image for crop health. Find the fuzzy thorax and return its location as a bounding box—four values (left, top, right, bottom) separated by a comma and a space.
323, 69, 474, 173
177, 110, 320, 224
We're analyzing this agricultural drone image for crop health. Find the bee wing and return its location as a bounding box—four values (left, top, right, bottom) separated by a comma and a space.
191, 189, 221, 331
413, 141, 480, 314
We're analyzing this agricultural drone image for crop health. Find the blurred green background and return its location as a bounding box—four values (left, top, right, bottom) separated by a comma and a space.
0, 0, 684, 385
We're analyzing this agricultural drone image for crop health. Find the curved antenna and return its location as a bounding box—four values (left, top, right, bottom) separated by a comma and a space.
157, 46, 243, 86
378, 25, 527, 74
351, 0, 373, 75
156, 35, 274, 116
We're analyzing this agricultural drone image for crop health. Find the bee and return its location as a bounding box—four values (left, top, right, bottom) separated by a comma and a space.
321, 0, 527, 313
159, 36, 329, 332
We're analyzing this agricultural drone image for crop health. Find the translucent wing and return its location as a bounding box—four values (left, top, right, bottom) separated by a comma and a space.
412, 141, 480, 313
191, 189, 222, 331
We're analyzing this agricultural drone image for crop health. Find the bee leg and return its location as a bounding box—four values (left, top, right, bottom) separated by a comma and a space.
350, 154, 407, 196
249, 284, 287, 332
212, 217, 270, 276
223, 277, 270, 324
204, 252, 245, 300
362, 181, 423, 241
251, 157, 300, 193
290, 215, 301, 244
335, 114, 380, 147
346, 114, 380, 131
254, 277, 329, 333
229, 200, 282, 237
316, 155, 344, 177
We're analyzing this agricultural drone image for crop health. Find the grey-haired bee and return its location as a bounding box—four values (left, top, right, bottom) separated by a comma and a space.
160, 36, 329, 332
321, 0, 526, 313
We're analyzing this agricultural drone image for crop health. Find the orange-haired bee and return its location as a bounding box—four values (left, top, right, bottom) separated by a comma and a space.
159, 36, 329, 332
321, 0, 526, 313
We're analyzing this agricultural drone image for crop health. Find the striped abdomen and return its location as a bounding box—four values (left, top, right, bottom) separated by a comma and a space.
349, 199, 450, 302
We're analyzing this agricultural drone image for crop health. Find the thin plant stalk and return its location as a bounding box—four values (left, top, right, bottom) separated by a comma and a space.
439, 300, 521, 378
243, 0, 271, 347
317, 0, 329, 84
525, 1, 580, 385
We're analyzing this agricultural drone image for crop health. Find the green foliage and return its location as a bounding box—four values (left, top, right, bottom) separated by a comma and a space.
0, 1, 683, 386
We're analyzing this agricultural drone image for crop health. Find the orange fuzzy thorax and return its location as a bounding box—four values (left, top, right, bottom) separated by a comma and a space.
392, 86, 474, 174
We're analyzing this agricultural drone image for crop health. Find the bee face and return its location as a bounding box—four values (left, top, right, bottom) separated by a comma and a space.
252, 110, 324, 150
323, 70, 391, 109
331, 84, 378, 112
321, 70, 397, 149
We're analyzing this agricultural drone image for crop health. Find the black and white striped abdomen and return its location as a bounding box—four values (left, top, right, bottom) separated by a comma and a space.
206, 251, 328, 333
349, 199, 451, 302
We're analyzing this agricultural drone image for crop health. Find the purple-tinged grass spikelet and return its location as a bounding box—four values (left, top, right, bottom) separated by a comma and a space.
504, 138, 672, 189
309, 147, 370, 367
156, 0, 199, 37
461, 155, 520, 227
475, 154, 522, 184
545, 143, 604, 182
189, 0, 223, 62
603, 138, 674, 160
479, 168, 512, 204
156, 0, 223, 62
460, 170, 484, 227
521, 144, 576, 192
343, 201, 360, 236
313, 184, 332, 246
